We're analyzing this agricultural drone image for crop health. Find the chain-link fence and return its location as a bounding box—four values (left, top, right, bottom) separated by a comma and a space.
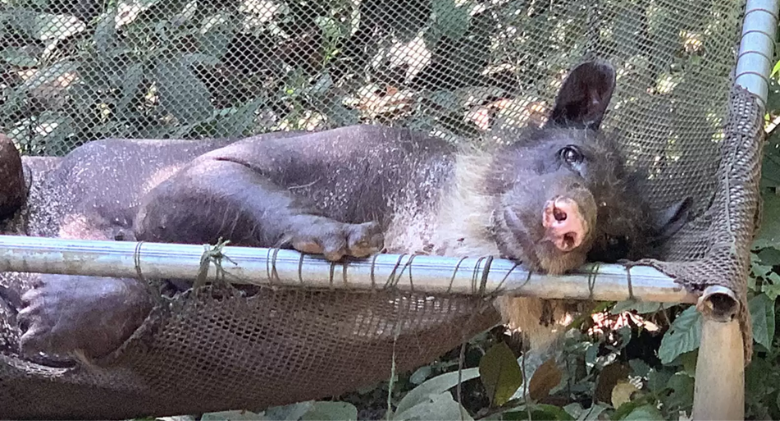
0, 0, 768, 418
2, 0, 741, 158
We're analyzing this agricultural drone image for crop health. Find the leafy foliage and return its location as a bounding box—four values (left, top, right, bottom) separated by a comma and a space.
2, 0, 777, 419
657, 306, 701, 365
478, 342, 523, 406
2, 0, 734, 156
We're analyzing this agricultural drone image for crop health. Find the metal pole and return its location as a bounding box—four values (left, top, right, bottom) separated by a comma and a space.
0, 235, 697, 303
735, 0, 779, 109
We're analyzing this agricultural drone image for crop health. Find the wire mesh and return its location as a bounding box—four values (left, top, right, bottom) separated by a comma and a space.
1, 0, 742, 159
0, 0, 767, 418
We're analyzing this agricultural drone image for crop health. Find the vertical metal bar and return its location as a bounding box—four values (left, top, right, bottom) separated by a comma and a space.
735, 0, 779, 109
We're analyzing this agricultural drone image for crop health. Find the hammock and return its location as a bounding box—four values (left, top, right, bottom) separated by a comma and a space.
0, 0, 774, 418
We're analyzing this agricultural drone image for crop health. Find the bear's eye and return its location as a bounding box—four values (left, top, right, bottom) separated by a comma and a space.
559, 146, 583, 165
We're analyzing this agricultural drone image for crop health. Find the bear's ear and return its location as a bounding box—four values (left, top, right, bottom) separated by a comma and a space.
545, 60, 616, 130
0, 133, 25, 220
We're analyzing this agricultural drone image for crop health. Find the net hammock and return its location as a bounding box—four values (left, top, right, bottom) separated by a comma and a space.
0, 0, 770, 418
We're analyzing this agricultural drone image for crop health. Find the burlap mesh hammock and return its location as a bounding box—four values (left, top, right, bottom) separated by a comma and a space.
0, 0, 768, 418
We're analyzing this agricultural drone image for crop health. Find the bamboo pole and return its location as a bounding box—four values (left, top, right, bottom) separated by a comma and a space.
0, 235, 698, 303
692, 286, 745, 421
691, 1, 779, 419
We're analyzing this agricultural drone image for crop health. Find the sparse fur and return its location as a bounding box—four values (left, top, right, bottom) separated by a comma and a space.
422, 147, 500, 258
382, 145, 584, 353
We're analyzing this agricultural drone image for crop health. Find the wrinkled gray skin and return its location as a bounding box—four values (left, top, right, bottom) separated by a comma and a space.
0, 60, 691, 364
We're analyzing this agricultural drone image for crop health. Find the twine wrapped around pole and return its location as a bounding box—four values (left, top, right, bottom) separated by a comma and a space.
0, 235, 698, 303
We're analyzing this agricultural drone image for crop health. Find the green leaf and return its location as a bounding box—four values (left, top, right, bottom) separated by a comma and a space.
94, 9, 118, 55
263, 402, 314, 420
325, 98, 360, 127
622, 404, 664, 420
751, 261, 773, 279
757, 248, 780, 265
201, 410, 265, 420
199, 13, 235, 60
152, 58, 214, 125
394, 368, 480, 415
562, 403, 583, 419
428, 90, 461, 114
613, 326, 633, 351
763, 280, 780, 301
478, 342, 524, 406
118, 62, 144, 114
9, 10, 86, 41
767, 79, 780, 114
647, 368, 673, 393
628, 359, 651, 377
409, 366, 433, 385
300, 402, 357, 421
772, 60, 780, 78
1, 47, 39, 67
658, 306, 702, 365
503, 405, 574, 420
310, 73, 333, 96
775, 388, 780, 415
745, 354, 773, 400
768, 272, 780, 285
749, 293, 776, 350
611, 400, 640, 420
432, 0, 471, 40
663, 374, 694, 412
753, 192, 780, 250
182, 52, 220, 67
393, 392, 473, 421
315, 16, 342, 43
761, 133, 780, 188
210, 97, 265, 137
584, 343, 599, 372
678, 350, 698, 376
